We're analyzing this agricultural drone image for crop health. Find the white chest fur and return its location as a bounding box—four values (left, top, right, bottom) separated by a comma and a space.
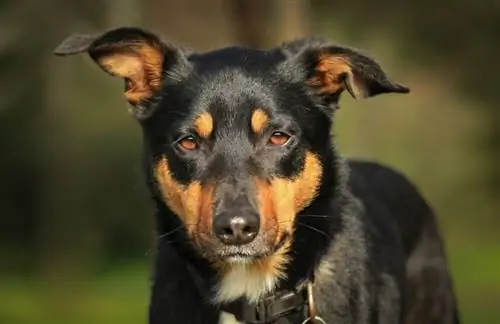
219, 311, 244, 324
214, 263, 279, 304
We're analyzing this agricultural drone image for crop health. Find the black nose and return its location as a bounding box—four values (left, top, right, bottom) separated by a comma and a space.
213, 212, 260, 245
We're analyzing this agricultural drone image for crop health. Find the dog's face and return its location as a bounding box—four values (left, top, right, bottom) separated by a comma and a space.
54, 27, 408, 268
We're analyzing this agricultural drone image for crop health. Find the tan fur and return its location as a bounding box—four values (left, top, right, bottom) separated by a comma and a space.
250, 108, 269, 134
194, 112, 214, 138
97, 42, 163, 104
308, 54, 364, 98
155, 157, 214, 241
256, 152, 323, 237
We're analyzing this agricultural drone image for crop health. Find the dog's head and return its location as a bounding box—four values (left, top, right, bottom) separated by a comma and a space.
54, 27, 408, 268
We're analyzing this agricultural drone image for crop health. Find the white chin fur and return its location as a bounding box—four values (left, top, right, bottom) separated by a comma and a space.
224, 255, 253, 264
213, 262, 279, 304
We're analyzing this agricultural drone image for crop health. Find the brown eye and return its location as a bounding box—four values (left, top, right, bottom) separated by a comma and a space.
177, 135, 198, 151
268, 131, 291, 146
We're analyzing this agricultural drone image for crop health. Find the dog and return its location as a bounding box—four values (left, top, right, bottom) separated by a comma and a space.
53, 27, 460, 324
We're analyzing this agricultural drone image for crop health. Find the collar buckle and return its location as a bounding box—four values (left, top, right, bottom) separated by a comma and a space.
224, 288, 307, 324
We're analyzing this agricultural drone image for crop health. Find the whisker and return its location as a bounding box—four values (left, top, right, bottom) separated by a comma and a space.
298, 213, 331, 218
157, 226, 184, 240
296, 221, 332, 240
157, 223, 197, 240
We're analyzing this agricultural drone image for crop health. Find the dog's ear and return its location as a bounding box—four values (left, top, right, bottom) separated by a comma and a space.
280, 37, 409, 101
53, 27, 186, 110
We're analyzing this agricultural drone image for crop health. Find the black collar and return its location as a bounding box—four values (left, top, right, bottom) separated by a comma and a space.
221, 281, 320, 324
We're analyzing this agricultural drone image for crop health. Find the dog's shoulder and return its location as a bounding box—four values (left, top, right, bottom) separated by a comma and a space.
346, 159, 431, 255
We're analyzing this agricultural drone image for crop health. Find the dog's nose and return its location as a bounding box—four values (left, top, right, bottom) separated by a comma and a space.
213, 212, 260, 245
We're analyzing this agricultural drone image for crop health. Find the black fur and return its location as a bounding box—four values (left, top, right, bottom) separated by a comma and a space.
54, 27, 460, 324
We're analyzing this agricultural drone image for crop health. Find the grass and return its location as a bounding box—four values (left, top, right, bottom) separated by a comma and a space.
448, 240, 500, 323
0, 263, 149, 324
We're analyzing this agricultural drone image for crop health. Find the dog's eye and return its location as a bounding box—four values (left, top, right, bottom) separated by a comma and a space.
177, 135, 198, 151
268, 131, 291, 146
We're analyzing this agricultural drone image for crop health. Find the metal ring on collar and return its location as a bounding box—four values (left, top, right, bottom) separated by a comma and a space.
301, 316, 327, 324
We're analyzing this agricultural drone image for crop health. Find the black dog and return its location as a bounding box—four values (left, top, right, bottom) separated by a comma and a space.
54, 27, 460, 324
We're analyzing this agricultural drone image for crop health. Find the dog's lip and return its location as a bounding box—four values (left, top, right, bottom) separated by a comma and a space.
217, 232, 291, 261
224, 252, 262, 259
275, 232, 290, 251
218, 250, 267, 260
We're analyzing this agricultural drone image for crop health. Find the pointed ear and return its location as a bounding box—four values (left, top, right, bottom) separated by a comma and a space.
53, 27, 185, 108
280, 37, 409, 101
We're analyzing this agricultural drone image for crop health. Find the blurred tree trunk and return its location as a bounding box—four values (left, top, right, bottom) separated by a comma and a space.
36, 0, 144, 279
36, 3, 87, 280
272, 0, 310, 43
228, 0, 269, 48
34, 0, 146, 298
28, 1, 93, 321
228, 0, 310, 47
145, 0, 234, 51
146, 0, 310, 49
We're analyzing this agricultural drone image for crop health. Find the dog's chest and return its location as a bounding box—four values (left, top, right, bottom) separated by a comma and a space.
215, 264, 280, 324
219, 311, 244, 324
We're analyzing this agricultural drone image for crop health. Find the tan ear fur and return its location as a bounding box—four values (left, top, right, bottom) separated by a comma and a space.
53, 28, 166, 105
92, 41, 164, 104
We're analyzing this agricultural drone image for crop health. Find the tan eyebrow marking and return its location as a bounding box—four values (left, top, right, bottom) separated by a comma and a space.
251, 108, 269, 134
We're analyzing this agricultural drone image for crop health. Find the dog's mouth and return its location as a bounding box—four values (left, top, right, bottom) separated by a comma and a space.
215, 232, 291, 263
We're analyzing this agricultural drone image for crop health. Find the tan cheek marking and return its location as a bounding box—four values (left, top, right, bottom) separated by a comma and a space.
294, 152, 324, 211
194, 112, 214, 138
155, 157, 214, 238
270, 152, 323, 233
251, 108, 269, 134
255, 178, 277, 237
254, 152, 323, 240
197, 184, 215, 240
308, 54, 352, 95
243, 152, 322, 278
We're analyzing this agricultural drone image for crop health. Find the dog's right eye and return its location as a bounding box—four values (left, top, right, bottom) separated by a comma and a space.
268, 131, 291, 146
176, 135, 198, 151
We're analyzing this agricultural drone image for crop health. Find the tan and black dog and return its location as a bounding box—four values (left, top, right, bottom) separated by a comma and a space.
54, 27, 460, 324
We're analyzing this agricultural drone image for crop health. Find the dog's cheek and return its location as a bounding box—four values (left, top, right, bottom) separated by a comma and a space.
254, 178, 278, 244
269, 152, 323, 241
294, 152, 323, 211
155, 157, 210, 239
195, 184, 215, 242
155, 157, 185, 219
268, 179, 296, 243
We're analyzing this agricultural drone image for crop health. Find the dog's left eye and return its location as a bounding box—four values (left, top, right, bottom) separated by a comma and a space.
268, 131, 291, 146
177, 135, 199, 151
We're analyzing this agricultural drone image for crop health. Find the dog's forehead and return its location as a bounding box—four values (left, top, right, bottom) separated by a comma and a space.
160, 47, 294, 131
186, 46, 286, 106
187, 69, 282, 124
189, 46, 285, 71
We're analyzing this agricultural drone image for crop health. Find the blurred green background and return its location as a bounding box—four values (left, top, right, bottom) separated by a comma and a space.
1, 0, 499, 323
